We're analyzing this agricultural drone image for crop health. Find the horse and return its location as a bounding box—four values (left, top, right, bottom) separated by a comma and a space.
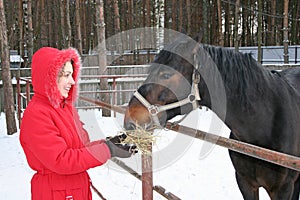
275, 67, 300, 92
123, 34, 300, 200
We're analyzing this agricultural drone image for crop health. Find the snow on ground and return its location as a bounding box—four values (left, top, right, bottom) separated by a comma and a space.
0, 109, 270, 199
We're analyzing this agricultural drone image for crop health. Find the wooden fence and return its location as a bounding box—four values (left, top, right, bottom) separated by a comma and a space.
79, 97, 300, 200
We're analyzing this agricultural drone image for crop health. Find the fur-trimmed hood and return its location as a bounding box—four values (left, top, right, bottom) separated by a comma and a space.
31, 47, 81, 108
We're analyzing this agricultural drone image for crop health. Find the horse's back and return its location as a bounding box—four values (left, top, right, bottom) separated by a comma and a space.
279, 67, 300, 93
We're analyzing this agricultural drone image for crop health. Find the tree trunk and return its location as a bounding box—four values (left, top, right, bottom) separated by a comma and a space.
18, 0, 25, 59
40, 0, 48, 47
241, 0, 248, 46
257, 0, 262, 63
224, 2, 230, 46
66, 0, 71, 47
27, 0, 33, 64
23, 0, 33, 66
75, 0, 82, 54
234, 0, 240, 51
128, 0, 134, 50
186, 0, 191, 35
270, 0, 276, 45
179, 0, 183, 31
217, 0, 223, 46
283, 0, 289, 63
172, 0, 176, 30
47, 1, 53, 47
202, 0, 208, 43
59, 0, 66, 48
112, 0, 122, 55
95, 0, 110, 116
290, 0, 298, 45
0, 0, 17, 135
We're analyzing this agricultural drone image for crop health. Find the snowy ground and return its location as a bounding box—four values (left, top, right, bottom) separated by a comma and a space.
0, 109, 270, 199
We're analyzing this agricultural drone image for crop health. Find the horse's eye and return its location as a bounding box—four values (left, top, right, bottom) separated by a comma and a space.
160, 72, 173, 80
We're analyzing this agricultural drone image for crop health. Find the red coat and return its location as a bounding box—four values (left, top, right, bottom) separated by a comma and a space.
20, 47, 111, 200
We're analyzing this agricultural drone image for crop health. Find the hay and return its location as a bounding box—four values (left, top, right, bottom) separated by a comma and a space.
120, 125, 159, 154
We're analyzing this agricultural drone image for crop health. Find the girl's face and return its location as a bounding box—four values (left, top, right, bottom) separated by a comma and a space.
57, 61, 75, 98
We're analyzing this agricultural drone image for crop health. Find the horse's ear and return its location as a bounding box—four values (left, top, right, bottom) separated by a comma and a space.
194, 30, 204, 43
180, 28, 187, 35
192, 30, 203, 54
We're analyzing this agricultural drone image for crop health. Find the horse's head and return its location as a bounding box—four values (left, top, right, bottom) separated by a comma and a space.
124, 35, 207, 130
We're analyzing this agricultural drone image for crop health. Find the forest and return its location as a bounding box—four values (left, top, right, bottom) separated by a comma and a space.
2, 0, 300, 58
0, 0, 299, 135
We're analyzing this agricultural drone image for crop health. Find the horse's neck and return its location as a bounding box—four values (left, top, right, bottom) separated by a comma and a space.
199, 52, 272, 134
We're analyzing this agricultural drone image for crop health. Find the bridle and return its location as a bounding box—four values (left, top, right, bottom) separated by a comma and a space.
133, 53, 201, 126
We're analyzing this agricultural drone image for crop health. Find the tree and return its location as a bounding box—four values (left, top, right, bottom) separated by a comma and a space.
217, 0, 223, 46
59, 0, 66, 48
0, 0, 17, 135
290, 0, 299, 45
95, 0, 110, 116
234, 0, 240, 51
39, 0, 48, 47
202, 0, 208, 43
112, 0, 122, 54
18, 0, 25, 59
224, 2, 231, 46
25, 0, 33, 66
66, 0, 71, 47
283, 0, 289, 63
75, 0, 82, 54
257, 0, 262, 63
270, 0, 276, 45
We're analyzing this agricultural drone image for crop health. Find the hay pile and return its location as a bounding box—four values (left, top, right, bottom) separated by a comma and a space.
120, 125, 159, 154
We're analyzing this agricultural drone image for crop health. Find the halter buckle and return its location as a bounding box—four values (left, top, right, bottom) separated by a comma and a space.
188, 94, 196, 102
148, 105, 159, 116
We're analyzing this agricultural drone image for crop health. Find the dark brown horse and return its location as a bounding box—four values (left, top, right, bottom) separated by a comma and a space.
124, 34, 300, 200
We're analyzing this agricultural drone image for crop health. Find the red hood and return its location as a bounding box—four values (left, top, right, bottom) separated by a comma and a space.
31, 47, 81, 108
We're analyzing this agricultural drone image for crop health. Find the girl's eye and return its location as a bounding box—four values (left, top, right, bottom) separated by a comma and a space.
63, 73, 72, 78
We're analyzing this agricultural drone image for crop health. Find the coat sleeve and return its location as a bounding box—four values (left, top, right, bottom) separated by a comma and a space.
20, 107, 111, 175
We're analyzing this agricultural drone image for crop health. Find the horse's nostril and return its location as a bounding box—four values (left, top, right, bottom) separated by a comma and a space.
124, 121, 136, 130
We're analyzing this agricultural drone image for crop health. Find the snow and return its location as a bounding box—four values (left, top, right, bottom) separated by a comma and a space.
0, 109, 270, 199
10, 55, 24, 63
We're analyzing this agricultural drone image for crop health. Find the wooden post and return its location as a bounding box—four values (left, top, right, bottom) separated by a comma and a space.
112, 77, 117, 117
26, 81, 31, 104
142, 150, 153, 200
17, 77, 21, 127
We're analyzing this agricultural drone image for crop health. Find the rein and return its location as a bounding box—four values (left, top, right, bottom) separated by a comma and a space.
133, 53, 201, 126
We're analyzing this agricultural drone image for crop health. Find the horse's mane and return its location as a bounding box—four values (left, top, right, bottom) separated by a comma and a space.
197, 45, 275, 108
200, 45, 268, 92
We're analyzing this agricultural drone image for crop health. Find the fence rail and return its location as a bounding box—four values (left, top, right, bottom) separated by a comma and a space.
78, 97, 300, 200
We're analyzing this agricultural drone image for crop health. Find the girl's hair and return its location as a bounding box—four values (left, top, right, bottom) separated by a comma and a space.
58, 60, 74, 78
